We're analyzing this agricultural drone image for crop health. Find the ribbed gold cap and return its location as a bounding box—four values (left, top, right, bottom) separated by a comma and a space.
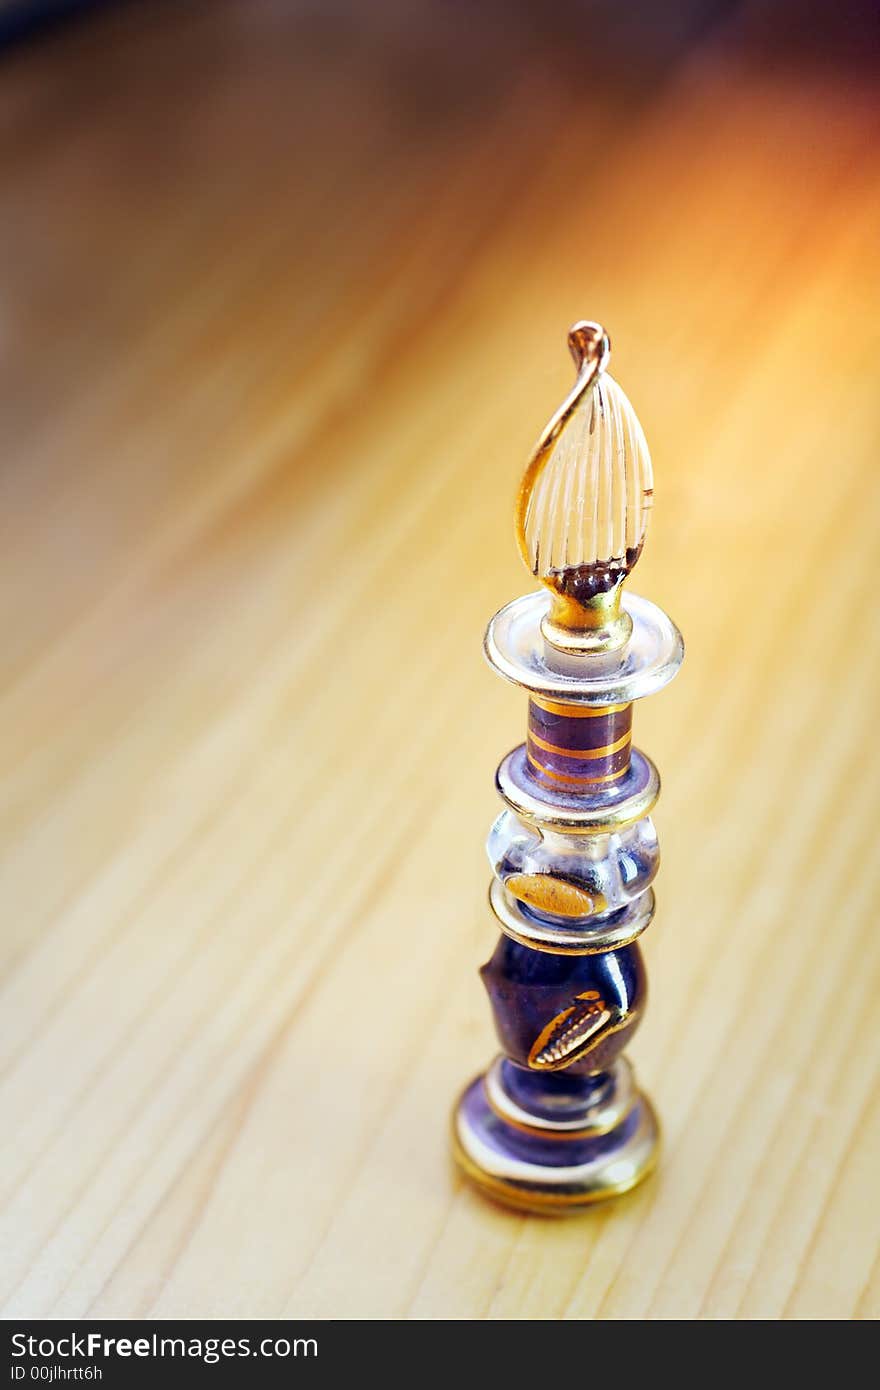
515, 322, 653, 655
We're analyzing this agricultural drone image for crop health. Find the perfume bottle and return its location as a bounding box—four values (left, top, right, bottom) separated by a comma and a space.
452, 321, 684, 1211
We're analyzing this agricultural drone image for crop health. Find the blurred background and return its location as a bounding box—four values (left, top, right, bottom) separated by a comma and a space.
1, 0, 878, 1320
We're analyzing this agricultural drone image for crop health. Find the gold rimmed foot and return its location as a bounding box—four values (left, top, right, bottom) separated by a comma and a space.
451, 1071, 660, 1215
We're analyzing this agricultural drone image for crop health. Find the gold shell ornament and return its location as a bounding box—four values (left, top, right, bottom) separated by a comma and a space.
527, 990, 613, 1071
515, 322, 653, 654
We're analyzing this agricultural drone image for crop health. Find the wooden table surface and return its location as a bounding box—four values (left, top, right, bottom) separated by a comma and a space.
1, 1, 879, 1320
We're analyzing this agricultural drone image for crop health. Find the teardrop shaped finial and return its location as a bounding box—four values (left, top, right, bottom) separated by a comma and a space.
515, 322, 653, 655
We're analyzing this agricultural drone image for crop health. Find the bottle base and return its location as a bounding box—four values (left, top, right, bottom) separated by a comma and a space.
451, 1064, 660, 1214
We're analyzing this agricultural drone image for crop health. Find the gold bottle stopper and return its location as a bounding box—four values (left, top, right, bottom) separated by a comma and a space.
515, 321, 653, 656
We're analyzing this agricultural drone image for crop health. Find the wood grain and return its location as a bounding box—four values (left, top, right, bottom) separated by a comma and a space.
1, 0, 878, 1319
